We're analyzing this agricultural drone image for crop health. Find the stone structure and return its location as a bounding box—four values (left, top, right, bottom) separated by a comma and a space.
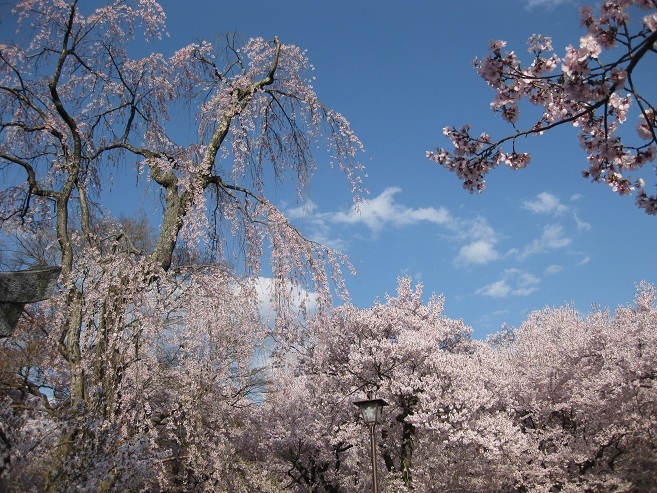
0, 265, 61, 337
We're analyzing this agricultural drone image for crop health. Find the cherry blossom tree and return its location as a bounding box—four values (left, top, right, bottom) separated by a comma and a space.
262, 277, 530, 492
428, 0, 657, 214
0, 308, 64, 491
0, 0, 364, 490
262, 278, 657, 492
486, 281, 657, 492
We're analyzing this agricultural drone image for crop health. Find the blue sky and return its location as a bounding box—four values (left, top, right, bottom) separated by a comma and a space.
2, 0, 656, 338
172, 0, 654, 338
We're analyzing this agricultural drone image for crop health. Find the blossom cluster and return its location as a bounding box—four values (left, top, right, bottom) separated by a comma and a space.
428, 0, 657, 214
0, 0, 366, 490
262, 277, 657, 492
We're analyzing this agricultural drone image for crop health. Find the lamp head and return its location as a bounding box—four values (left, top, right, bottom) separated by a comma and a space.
353, 398, 389, 425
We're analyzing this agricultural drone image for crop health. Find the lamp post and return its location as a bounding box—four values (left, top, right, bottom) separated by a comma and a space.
354, 397, 388, 493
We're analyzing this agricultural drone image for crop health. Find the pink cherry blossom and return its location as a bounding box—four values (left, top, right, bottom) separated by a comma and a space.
260, 277, 657, 492
428, 0, 657, 215
0, 0, 365, 489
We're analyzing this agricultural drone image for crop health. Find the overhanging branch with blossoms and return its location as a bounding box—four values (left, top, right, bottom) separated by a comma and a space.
428, 1, 657, 214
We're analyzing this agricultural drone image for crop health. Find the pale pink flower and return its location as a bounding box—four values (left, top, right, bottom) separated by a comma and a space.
645, 13, 657, 32
637, 109, 655, 140
579, 33, 601, 58
527, 34, 553, 53
580, 5, 595, 28
489, 39, 507, 51
609, 92, 632, 123
502, 152, 531, 169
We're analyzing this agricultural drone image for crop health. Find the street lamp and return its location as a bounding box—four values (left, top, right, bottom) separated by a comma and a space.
354, 397, 388, 493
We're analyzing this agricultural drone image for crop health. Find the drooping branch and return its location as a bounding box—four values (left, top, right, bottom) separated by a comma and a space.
118, 37, 283, 272
200, 37, 282, 177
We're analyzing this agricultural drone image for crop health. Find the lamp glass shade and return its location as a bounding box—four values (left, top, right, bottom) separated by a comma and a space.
354, 398, 389, 425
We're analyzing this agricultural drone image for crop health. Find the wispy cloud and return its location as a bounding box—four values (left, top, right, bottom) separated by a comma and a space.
286, 200, 348, 250
458, 216, 497, 241
342, 188, 504, 267
573, 212, 592, 232
286, 187, 453, 246
449, 215, 504, 266
577, 256, 591, 266
476, 268, 540, 298
456, 239, 500, 266
287, 187, 510, 269
516, 224, 572, 260
523, 192, 568, 215
526, 0, 570, 9
523, 191, 592, 233
400, 267, 424, 284
254, 276, 318, 324
330, 187, 451, 233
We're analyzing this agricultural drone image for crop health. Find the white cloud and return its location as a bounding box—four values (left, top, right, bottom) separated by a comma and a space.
523, 192, 592, 233
476, 269, 540, 298
523, 192, 568, 215
477, 279, 511, 298
254, 276, 318, 324
330, 187, 451, 233
456, 239, 500, 266
448, 215, 503, 266
526, 0, 569, 9
401, 267, 424, 284
339, 190, 506, 268
577, 256, 591, 266
286, 200, 318, 220
285, 199, 348, 250
517, 224, 571, 260
540, 224, 572, 248
285, 188, 507, 268
573, 212, 592, 232
463, 216, 498, 242
545, 264, 563, 275
284, 187, 456, 251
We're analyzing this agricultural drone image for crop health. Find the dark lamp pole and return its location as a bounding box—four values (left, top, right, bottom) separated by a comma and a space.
354, 398, 388, 493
